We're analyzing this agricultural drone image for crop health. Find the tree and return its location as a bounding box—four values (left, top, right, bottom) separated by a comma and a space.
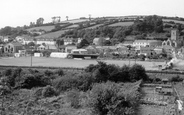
36, 18, 44, 26
77, 39, 89, 48
28, 42, 35, 47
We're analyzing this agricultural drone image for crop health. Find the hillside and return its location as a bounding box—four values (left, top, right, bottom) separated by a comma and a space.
35, 29, 68, 39
26, 25, 55, 32
108, 22, 134, 27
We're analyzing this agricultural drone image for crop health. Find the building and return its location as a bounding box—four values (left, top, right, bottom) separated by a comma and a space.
65, 45, 77, 53
36, 38, 55, 45
93, 38, 105, 46
138, 47, 155, 56
37, 44, 46, 51
162, 29, 180, 48
60, 36, 76, 45
4, 42, 23, 53
133, 40, 162, 48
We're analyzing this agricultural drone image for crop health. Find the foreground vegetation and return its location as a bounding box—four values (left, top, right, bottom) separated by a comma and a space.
0, 62, 146, 115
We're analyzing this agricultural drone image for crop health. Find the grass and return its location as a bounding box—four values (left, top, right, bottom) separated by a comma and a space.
108, 22, 134, 27
85, 24, 104, 29
66, 24, 79, 29
26, 25, 55, 32
35, 29, 68, 38
163, 19, 184, 24
0, 57, 166, 70
60, 18, 90, 24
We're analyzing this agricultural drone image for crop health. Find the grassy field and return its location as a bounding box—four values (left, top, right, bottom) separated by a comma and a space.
35, 30, 68, 38
60, 18, 90, 24
163, 19, 184, 24
0, 57, 165, 70
108, 22, 134, 27
85, 24, 104, 29
65, 24, 79, 29
27, 25, 55, 32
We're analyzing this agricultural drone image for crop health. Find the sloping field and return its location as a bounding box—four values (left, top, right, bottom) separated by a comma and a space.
61, 18, 90, 24
35, 30, 68, 38
27, 25, 55, 32
163, 19, 184, 24
108, 22, 134, 27
65, 24, 79, 29
85, 24, 104, 29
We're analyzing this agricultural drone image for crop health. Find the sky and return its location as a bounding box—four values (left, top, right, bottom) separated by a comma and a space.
0, 0, 184, 28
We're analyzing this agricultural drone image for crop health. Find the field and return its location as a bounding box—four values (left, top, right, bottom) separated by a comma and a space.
85, 24, 104, 29
60, 19, 90, 24
163, 19, 184, 24
26, 25, 55, 32
0, 57, 165, 70
65, 24, 79, 29
35, 30, 68, 38
108, 22, 134, 27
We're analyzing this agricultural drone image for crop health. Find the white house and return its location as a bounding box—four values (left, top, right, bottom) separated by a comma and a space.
36, 38, 55, 45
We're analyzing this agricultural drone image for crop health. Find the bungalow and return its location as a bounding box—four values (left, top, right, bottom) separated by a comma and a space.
133, 40, 162, 48
122, 41, 134, 46
4, 42, 23, 54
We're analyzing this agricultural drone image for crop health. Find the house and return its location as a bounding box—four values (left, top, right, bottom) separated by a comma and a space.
93, 38, 105, 46
138, 47, 155, 56
61, 36, 77, 45
36, 38, 55, 45
4, 42, 23, 54
37, 44, 46, 51
18, 35, 35, 45
2, 36, 10, 42
133, 40, 162, 48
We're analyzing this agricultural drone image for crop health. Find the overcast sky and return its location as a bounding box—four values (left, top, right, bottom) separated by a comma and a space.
0, 0, 184, 28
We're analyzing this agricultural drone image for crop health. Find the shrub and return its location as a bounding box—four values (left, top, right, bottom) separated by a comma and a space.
3, 69, 13, 76
129, 64, 148, 81
88, 82, 135, 115
170, 75, 183, 82
55, 69, 64, 76
53, 72, 94, 92
67, 89, 80, 108
44, 70, 54, 76
20, 74, 51, 89
42, 85, 57, 97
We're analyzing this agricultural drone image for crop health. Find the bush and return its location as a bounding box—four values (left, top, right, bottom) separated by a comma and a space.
129, 64, 148, 81
88, 82, 136, 115
42, 85, 57, 97
20, 74, 51, 89
55, 69, 64, 76
53, 73, 94, 92
170, 75, 183, 82
67, 89, 80, 108
44, 70, 54, 76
